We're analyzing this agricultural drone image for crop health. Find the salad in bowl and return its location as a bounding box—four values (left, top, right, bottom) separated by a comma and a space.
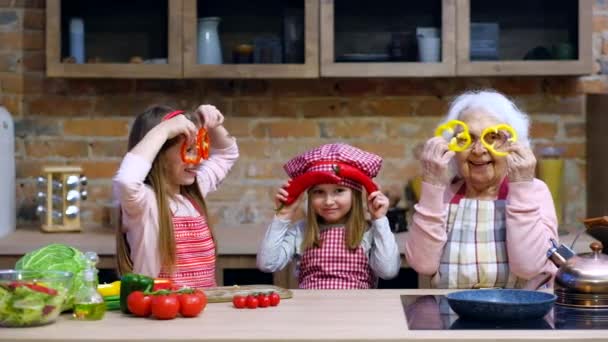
0, 270, 73, 327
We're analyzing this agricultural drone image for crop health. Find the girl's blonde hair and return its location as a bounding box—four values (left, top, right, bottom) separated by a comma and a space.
301, 188, 367, 251
116, 105, 214, 276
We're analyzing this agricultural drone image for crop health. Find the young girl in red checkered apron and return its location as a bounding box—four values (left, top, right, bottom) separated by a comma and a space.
257, 143, 401, 289
114, 104, 238, 289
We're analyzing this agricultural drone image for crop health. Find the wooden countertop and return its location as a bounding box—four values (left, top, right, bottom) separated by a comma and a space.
2, 289, 606, 341
0, 224, 598, 257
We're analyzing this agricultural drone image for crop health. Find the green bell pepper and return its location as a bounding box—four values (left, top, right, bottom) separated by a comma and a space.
119, 273, 154, 314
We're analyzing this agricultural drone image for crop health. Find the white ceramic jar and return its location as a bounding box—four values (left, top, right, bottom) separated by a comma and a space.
197, 17, 222, 64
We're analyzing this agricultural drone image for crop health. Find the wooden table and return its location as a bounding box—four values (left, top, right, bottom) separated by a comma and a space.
2, 289, 607, 341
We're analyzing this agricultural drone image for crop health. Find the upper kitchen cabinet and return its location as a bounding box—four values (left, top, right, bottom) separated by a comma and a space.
182, 0, 319, 78
46, 0, 183, 78
456, 0, 592, 76
320, 0, 456, 77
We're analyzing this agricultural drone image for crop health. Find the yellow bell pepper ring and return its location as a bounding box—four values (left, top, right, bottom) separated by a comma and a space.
97, 280, 121, 297
434, 120, 472, 152
480, 124, 518, 156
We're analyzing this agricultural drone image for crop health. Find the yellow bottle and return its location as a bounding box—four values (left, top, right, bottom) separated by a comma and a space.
538, 147, 564, 224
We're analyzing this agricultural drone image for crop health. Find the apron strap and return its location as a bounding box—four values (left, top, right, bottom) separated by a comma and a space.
450, 178, 509, 204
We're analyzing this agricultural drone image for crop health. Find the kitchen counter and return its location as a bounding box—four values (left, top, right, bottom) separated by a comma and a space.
2, 289, 607, 342
0, 224, 599, 287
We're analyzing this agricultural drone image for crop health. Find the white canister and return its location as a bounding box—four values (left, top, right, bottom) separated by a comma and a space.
69, 17, 85, 64
417, 36, 441, 63
197, 17, 222, 64
0, 107, 15, 238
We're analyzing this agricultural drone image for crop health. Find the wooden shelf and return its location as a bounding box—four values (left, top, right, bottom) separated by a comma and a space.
455, 0, 592, 76
45, 0, 592, 79
46, 0, 183, 78
320, 0, 456, 78
183, 0, 319, 79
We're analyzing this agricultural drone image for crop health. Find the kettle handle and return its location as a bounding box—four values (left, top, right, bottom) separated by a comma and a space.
583, 216, 608, 228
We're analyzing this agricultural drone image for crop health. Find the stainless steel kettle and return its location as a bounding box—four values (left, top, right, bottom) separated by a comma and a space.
547, 239, 608, 293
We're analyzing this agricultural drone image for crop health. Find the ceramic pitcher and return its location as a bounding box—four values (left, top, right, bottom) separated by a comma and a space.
197, 17, 222, 64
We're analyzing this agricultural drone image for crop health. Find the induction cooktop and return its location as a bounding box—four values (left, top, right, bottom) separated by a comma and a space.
402, 295, 608, 330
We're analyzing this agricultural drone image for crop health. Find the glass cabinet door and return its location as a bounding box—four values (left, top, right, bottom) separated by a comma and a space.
456, 0, 592, 76
320, 0, 456, 77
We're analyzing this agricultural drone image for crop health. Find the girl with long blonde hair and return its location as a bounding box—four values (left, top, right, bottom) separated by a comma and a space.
114, 104, 238, 288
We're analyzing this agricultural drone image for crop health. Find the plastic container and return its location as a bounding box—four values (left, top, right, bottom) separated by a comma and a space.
0, 107, 14, 238
0, 270, 73, 327
69, 17, 85, 64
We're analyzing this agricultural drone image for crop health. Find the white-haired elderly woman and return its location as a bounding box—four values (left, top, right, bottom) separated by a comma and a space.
405, 90, 558, 289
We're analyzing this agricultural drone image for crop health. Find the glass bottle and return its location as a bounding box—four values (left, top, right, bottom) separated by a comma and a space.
73, 251, 106, 320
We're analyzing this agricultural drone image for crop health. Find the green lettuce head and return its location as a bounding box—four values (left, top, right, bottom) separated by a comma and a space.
15, 244, 87, 311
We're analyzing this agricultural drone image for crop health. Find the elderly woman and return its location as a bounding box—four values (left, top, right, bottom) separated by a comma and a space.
405, 90, 558, 289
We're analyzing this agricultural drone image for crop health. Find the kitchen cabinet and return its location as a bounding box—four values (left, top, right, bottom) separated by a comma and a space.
46, 0, 592, 78
46, 0, 183, 78
182, 0, 319, 78
320, 0, 457, 77
455, 0, 593, 76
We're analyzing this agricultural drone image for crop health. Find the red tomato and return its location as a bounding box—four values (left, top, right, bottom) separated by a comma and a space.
178, 293, 205, 317
194, 289, 208, 308
127, 291, 151, 317
245, 295, 258, 309
269, 292, 281, 307
257, 294, 270, 308
232, 295, 246, 309
151, 294, 180, 320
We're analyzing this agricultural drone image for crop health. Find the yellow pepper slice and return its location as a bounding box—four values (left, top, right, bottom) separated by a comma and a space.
480, 124, 518, 156
434, 120, 472, 152
97, 280, 121, 297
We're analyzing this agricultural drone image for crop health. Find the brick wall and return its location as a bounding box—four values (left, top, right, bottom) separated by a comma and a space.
1, 0, 603, 229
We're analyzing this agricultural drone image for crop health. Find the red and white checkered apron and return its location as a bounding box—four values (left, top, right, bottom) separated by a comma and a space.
298, 226, 375, 289
158, 199, 216, 289
433, 180, 522, 289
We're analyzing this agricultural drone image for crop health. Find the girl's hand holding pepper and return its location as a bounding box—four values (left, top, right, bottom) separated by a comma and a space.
367, 191, 389, 220
274, 179, 302, 221
161, 114, 198, 145
196, 104, 225, 130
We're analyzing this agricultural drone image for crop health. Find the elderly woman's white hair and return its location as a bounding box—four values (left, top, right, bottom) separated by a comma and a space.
441, 90, 530, 147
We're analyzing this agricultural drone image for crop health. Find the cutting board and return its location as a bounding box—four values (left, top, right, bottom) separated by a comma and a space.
204, 285, 293, 303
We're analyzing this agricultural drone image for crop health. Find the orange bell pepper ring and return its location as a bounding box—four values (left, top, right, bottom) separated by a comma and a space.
480, 124, 517, 156
434, 120, 472, 152
180, 128, 211, 164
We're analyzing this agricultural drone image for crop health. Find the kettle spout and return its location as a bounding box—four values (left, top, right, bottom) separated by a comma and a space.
547, 238, 575, 267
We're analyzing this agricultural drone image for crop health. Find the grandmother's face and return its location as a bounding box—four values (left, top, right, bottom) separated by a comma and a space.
455, 109, 508, 189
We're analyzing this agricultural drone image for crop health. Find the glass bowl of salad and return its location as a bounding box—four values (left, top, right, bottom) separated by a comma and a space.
0, 269, 73, 327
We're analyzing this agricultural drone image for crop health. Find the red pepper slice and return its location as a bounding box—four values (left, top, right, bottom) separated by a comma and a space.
282, 171, 341, 206
331, 163, 379, 195
197, 128, 210, 160
153, 278, 173, 291
8, 281, 58, 296
180, 128, 211, 164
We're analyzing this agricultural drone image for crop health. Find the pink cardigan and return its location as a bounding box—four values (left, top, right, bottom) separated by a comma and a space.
113, 142, 239, 277
405, 178, 558, 281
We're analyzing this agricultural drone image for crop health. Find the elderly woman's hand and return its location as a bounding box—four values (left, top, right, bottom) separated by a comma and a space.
506, 143, 536, 182
421, 136, 456, 187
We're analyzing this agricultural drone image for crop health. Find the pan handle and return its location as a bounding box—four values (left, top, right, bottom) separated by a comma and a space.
522, 271, 552, 290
